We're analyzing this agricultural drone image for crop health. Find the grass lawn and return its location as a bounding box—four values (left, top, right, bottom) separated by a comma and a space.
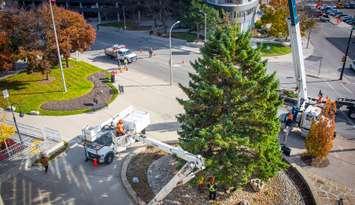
259, 43, 291, 57
0, 60, 116, 116
171, 32, 198, 42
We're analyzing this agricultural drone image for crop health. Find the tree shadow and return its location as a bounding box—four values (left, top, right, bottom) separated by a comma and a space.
0, 80, 28, 91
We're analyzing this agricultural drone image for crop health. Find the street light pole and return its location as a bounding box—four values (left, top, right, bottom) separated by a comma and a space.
339, 27, 354, 80
169, 20, 180, 87
49, 0, 67, 92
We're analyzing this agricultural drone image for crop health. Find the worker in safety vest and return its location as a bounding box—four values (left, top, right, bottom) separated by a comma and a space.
116, 120, 125, 136
208, 177, 217, 200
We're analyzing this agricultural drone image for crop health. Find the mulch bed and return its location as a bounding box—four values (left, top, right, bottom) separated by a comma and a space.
41, 72, 114, 111
126, 148, 166, 203
128, 149, 306, 205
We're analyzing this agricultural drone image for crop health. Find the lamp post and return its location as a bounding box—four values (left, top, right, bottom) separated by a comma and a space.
199, 10, 207, 43
2, 89, 24, 144
169, 20, 180, 86
49, 0, 68, 92
339, 26, 354, 80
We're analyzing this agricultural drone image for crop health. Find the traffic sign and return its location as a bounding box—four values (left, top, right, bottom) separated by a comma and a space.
2, 89, 9, 99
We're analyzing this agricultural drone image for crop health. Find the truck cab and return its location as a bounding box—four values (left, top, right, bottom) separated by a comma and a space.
84, 128, 117, 164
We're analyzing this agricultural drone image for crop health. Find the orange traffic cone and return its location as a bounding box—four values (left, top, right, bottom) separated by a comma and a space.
93, 158, 98, 167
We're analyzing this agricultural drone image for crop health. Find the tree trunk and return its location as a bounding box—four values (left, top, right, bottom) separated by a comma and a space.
65, 58, 69, 68
46, 72, 49, 80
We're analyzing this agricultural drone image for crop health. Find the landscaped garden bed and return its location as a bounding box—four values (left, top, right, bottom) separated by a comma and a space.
126, 148, 309, 205
0, 60, 118, 116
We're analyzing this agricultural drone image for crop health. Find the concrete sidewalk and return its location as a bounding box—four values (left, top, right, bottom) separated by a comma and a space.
1, 66, 185, 143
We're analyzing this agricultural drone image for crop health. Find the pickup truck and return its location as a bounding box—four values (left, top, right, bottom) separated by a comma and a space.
104, 44, 138, 63
82, 106, 150, 164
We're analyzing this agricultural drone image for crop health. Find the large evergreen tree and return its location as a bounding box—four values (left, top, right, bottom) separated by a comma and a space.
177, 24, 286, 187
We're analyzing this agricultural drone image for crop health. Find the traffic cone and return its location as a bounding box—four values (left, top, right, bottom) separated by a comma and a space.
93, 158, 98, 167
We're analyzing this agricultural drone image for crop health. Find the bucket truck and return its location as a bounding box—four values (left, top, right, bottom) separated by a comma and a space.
281, 0, 323, 132
80, 106, 205, 205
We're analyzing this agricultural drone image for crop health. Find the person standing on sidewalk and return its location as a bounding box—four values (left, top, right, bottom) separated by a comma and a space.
148, 47, 153, 58
40, 154, 49, 173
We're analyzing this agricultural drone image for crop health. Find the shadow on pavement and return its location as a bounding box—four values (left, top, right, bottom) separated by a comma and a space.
1, 136, 133, 205
337, 67, 355, 78
326, 37, 355, 60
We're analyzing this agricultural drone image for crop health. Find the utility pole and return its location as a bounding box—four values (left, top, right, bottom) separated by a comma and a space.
169, 21, 180, 86
49, 0, 67, 92
339, 26, 354, 80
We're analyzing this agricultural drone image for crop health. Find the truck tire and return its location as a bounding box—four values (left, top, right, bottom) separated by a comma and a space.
105, 152, 114, 164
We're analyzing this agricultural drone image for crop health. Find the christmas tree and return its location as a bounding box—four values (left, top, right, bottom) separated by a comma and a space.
177, 24, 286, 187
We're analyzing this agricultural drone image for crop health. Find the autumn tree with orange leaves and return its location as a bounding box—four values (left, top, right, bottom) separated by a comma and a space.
0, 4, 95, 75
305, 98, 336, 162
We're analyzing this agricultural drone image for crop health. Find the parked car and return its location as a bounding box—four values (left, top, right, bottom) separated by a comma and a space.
344, 18, 355, 25
335, 12, 344, 17
340, 15, 351, 20
345, 3, 355, 9
320, 14, 330, 22
350, 60, 355, 72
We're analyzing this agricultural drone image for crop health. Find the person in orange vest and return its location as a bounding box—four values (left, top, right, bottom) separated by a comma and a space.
116, 119, 125, 136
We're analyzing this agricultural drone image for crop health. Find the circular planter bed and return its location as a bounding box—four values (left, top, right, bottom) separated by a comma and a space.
41, 72, 117, 112
126, 148, 312, 205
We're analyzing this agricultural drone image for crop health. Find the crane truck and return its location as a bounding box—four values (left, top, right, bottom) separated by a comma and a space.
279, 0, 324, 133
80, 106, 205, 205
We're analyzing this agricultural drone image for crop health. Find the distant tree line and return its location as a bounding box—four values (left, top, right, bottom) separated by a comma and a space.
0, 4, 95, 78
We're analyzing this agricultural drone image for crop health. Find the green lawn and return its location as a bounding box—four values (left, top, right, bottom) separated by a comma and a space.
0, 60, 114, 115
171, 32, 198, 42
259, 43, 291, 57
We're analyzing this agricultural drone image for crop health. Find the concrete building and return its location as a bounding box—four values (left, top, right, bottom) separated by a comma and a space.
205, 0, 259, 32
18, 0, 122, 23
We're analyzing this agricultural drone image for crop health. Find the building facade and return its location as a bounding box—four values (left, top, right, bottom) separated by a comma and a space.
205, 0, 259, 32
17, 0, 122, 23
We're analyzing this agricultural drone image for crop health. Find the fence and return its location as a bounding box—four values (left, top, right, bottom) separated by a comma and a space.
1, 120, 62, 161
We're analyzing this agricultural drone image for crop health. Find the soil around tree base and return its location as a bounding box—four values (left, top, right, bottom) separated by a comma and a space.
41, 72, 115, 111
127, 149, 306, 205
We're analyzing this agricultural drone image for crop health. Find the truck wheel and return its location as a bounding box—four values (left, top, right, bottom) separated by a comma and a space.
105, 152, 114, 164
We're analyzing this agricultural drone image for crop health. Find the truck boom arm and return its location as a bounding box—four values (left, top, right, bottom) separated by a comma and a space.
288, 0, 308, 110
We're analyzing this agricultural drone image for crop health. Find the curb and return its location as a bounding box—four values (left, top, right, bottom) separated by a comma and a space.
289, 163, 322, 205
121, 147, 147, 205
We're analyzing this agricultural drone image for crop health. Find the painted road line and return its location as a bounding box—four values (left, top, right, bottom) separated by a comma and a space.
326, 82, 336, 91
340, 83, 353, 95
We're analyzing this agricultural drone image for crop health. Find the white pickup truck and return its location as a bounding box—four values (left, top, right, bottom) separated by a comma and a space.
104, 44, 137, 63
82, 106, 150, 164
